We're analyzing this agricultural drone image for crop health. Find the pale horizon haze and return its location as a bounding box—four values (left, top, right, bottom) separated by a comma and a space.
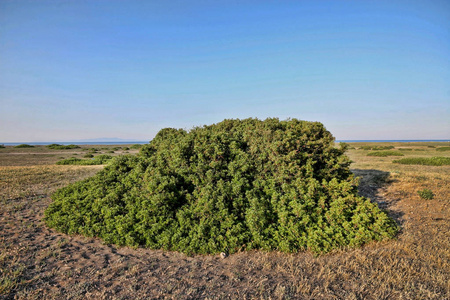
1, 0, 449, 143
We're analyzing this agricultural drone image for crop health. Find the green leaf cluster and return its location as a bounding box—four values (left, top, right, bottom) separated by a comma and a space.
45, 118, 398, 254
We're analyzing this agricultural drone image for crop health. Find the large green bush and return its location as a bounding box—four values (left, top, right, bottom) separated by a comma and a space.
45, 118, 398, 254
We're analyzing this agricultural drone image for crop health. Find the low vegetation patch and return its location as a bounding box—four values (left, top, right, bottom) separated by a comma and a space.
367, 151, 404, 157
436, 146, 450, 152
45, 118, 398, 255
360, 145, 394, 150
14, 144, 34, 148
130, 144, 143, 149
47, 144, 80, 150
393, 157, 450, 166
56, 155, 113, 166
417, 189, 434, 200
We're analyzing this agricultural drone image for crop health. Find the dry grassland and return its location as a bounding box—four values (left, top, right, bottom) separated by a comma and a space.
0, 142, 449, 299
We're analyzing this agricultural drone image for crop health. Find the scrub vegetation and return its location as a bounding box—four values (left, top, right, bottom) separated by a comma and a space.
14, 144, 34, 148
45, 118, 398, 255
47, 144, 80, 150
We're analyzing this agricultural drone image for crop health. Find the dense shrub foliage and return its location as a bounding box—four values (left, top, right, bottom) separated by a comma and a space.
393, 157, 450, 166
56, 155, 113, 165
367, 151, 404, 157
47, 144, 80, 150
45, 118, 398, 254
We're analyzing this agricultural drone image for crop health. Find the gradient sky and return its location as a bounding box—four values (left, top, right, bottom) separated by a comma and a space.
1, 0, 449, 142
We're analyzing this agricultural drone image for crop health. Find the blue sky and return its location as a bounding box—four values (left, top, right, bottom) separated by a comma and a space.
1, 0, 449, 142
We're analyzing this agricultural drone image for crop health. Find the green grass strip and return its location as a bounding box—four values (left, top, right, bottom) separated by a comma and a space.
436, 147, 450, 152
393, 157, 450, 166
56, 154, 113, 165
367, 151, 404, 157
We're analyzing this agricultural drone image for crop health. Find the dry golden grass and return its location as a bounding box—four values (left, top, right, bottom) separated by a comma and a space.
0, 142, 449, 299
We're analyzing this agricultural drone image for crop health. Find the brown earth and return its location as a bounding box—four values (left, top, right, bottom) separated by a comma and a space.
0, 143, 449, 299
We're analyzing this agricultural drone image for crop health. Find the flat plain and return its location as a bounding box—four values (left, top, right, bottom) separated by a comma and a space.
1, 142, 449, 299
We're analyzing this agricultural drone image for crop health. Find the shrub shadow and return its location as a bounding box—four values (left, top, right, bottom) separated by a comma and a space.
351, 169, 404, 226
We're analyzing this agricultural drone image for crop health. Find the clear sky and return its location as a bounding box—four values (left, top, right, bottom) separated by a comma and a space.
1, 0, 449, 142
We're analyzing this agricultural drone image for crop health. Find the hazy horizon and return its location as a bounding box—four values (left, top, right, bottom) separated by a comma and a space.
1, 0, 449, 142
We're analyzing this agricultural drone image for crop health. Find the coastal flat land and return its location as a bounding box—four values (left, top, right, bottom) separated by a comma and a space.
1, 142, 449, 299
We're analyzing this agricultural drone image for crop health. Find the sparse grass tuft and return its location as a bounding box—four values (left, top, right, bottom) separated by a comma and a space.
393, 157, 450, 166
367, 151, 404, 157
417, 188, 434, 200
